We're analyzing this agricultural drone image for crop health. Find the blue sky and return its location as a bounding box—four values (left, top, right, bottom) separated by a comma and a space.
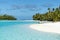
0, 0, 60, 20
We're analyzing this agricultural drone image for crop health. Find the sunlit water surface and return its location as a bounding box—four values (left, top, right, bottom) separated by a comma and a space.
0, 20, 60, 40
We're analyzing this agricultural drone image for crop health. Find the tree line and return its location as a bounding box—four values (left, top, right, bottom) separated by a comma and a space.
0, 14, 17, 20
33, 6, 60, 22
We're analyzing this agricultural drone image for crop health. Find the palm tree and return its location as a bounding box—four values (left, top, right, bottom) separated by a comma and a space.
52, 8, 55, 11
48, 8, 50, 13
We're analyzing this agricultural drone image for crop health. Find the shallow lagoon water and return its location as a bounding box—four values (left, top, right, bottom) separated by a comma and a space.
0, 20, 60, 40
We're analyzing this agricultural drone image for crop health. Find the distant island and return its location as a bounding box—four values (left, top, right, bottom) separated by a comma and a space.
33, 6, 60, 22
0, 14, 17, 20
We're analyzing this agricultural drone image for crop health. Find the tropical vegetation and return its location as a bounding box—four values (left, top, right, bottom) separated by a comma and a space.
0, 14, 17, 20
33, 6, 60, 22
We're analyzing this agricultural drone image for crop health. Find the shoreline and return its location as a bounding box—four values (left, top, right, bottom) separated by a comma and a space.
30, 22, 60, 34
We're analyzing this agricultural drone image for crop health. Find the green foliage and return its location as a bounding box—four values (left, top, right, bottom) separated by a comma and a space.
33, 6, 60, 22
0, 14, 17, 20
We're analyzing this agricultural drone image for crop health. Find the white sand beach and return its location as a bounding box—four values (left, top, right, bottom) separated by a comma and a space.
30, 22, 60, 34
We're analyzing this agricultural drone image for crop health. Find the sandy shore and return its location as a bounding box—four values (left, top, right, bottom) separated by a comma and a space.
30, 22, 60, 34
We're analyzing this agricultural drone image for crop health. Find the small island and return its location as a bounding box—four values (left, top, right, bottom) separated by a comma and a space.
0, 14, 17, 20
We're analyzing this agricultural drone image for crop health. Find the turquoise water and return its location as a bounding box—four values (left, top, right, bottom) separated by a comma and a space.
0, 20, 60, 40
